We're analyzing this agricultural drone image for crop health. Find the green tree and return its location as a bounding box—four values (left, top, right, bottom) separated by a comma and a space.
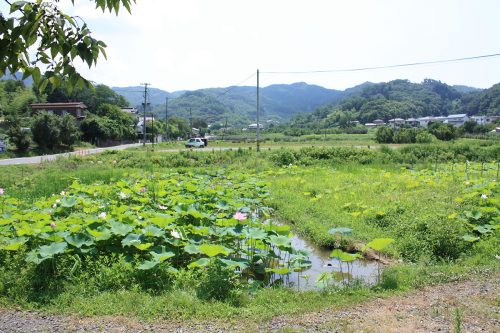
59, 114, 81, 147
5, 115, 30, 152
415, 131, 436, 144
1, 0, 135, 90
428, 122, 456, 141
375, 126, 394, 143
31, 112, 61, 149
393, 128, 417, 144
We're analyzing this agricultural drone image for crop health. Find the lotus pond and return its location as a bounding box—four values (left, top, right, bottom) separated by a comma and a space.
0, 149, 498, 321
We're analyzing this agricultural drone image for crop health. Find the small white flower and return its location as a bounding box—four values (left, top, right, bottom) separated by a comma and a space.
52, 203, 57, 208
98, 212, 107, 220
60, 191, 66, 196
158, 204, 168, 210
171, 230, 180, 239
481, 194, 488, 199
465, 181, 470, 185
55, 199, 61, 203
119, 192, 127, 199
97, 161, 103, 164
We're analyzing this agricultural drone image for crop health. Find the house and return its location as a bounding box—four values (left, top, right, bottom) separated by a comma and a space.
417, 116, 436, 127
405, 118, 419, 127
471, 115, 500, 125
136, 116, 155, 134
387, 118, 405, 128
372, 119, 385, 126
30, 102, 86, 119
247, 123, 263, 130
444, 114, 469, 127
121, 107, 139, 116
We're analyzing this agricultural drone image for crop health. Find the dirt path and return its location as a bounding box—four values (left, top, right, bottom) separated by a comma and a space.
0, 276, 498, 333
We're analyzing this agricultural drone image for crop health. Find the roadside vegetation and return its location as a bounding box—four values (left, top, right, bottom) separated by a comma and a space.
0, 140, 497, 323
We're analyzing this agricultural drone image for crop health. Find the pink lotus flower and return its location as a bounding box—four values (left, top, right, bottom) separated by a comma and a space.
50, 222, 56, 230
233, 211, 247, 221
0, 188, 4, 196
140, 187, 146, 193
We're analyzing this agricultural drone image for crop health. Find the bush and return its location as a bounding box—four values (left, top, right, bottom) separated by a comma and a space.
415, 131, 436, 144
428, 122, 456, 141
270, 149, 297, 166
393, 128, 417, 144
375, 127, 394, 143
31, 112, 61, 149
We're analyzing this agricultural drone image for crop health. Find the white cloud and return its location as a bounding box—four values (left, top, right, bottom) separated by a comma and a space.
59, 0, 500, 91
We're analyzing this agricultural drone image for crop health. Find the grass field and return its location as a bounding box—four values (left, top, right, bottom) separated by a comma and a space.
0, 141, 498, 323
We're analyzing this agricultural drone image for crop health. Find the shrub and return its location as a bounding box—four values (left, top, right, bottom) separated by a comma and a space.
31, 111, 62, 149
415, 131, 436, 144
375, 127, 394, 143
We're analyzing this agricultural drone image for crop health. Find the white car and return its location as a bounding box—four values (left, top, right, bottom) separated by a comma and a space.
185, 138, 206, 148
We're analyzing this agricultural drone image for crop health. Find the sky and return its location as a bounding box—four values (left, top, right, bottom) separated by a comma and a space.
59, 0, 500, 92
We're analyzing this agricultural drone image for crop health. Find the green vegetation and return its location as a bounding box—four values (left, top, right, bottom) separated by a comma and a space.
0, 141, 497, 322
1, 0, 135, 90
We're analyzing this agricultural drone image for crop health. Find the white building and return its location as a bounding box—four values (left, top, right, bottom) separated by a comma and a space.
247, 123, 263, 130
444, 114, 469, 127
471, 115, 500, 125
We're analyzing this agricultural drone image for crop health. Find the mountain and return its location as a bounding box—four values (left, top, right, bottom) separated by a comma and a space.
459, 83, 500, 115
288, 79, 498, 128
111, 86, 186, 106
113, 82, 362, 126
0, 70, 34, 86
452, 85, 482, 94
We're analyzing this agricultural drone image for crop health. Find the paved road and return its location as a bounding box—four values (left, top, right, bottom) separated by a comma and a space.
0, 143, 145, 166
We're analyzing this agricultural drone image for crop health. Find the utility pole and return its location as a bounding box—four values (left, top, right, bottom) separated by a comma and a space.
222, 116, 228, 141
152, 112, 155, 149
189, 107, 193, 137
165, 97, 169, 142
140, 83, 150, 146
256, 69, 260, 152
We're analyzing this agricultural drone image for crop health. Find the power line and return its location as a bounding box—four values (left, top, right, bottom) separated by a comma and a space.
215, 72, 256, 98
261, 53, 500, 75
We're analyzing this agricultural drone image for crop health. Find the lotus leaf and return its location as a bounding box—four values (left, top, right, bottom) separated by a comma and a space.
364, 238, 394, 251
199, 244, 231, 257
109, 220, 134, 236
188, 257, 210, 268
65, 233, 95, 248
61, 196, 78, 208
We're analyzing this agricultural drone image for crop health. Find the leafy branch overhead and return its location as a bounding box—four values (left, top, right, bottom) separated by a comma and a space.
0, 0, 135, 91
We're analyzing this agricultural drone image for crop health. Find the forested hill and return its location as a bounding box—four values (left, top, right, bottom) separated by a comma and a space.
113, 82, 357, 125
326, 79, 498, 123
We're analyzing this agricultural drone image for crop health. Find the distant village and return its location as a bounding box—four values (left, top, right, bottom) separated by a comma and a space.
363, 114, 500, 129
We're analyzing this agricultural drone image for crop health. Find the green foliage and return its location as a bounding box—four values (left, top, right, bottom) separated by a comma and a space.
31, 112, 80, 149
375, 127, 394, 143
415, 131, 436, 144
0, 0, 136, 91
5, 115, 30, 152
0, 170, 303, 292
428, 122, 457, 141
31, 112, 61, 149
59, 114, 80, 146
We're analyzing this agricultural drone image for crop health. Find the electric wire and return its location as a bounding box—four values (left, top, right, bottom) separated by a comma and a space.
261, 53, 500, 74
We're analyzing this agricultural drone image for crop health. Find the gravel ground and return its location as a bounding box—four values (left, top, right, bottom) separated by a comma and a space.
0, 276, 498, 333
